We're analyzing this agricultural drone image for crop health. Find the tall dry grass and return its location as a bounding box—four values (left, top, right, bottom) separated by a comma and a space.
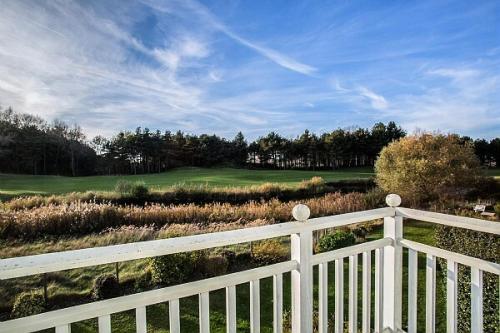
0, 192, 370, 239
1, 177, 375, 211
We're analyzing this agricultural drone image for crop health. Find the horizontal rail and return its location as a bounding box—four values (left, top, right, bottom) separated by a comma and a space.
0, 260, 297, 333
0, 207, 392, 280
311, 238, 392, 265
399, 239, 500, 275
396, 207, 500, 234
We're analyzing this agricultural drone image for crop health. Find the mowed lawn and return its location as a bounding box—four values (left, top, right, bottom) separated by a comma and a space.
0, 167, 374, 197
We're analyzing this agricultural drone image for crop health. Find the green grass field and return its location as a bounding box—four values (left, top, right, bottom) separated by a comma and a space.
0, 167, 374, 197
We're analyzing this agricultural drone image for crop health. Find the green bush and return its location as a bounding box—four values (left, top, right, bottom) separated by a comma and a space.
197, 256, 229, 278
131, 181, 149, 198
251, 239, 289, 265
11, 291, 45, 318
150, 252, 199, 286
115, 180, 133, 195
495, 202, 500, 217
435, 226, 499, 332
134, 270, 153, 292
230, 252, 254, 271
316, 230, 356, 253
92, 274, 120, 300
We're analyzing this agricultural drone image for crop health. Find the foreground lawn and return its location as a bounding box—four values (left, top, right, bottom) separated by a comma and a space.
0, 167, 373, 197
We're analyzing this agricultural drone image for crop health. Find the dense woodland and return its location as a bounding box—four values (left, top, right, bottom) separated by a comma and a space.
1, 107, 499, 176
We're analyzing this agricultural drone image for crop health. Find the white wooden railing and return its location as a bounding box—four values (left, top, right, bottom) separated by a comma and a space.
0, 194, 498, 333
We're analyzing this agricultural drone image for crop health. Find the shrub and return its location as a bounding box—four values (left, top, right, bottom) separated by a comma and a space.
230, 252, 254, 271
92, 274, 120, 300
495, 202, 500, 217
150, 252, 199, 286
316, 230, 355, 253
134, 270, 153, 292
131, 181, 149, 198
251, 239, 289, 265
197, 256, 229, 278
115, 180, 133, 195
375, 134, 482, 204
299, 177, 325, 193
435, 226, 499, 332
11, 291, 46, 318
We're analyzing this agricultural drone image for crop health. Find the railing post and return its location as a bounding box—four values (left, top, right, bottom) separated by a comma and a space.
383, 194, 403, 332
291, 204, 313, 333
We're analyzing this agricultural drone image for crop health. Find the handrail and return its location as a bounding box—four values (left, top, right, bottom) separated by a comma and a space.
0, 207, 392, 280
312, 238, 392, 265
399, 239, 500, 275
396, 207, 500, 234
0, 260, 298, 333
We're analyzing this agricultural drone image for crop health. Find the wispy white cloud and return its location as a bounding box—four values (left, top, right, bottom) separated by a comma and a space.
145, 0, 317, 75
356, 86, 389, 110
426, 68, 480, 81
382, 66, 500, 137
221, 29, 317, 75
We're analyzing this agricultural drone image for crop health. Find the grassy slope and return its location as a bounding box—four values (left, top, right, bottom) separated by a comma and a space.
0, 167, 374, 197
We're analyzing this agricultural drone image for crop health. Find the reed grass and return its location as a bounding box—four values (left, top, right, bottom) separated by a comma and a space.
0, 192, 372, 239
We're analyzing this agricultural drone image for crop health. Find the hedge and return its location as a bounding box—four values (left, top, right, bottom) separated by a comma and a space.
435, 225, 499, 332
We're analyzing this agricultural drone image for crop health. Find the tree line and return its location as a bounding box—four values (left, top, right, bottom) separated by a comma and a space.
1, 107, 499, 176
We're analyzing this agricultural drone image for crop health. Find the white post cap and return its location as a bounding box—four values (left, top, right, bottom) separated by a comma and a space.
385, 194, 402, 207
292, 204, 310, 222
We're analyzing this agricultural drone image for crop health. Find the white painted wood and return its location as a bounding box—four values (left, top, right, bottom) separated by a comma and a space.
136, 306, 147, 333
305, 207, 393, 232
250, 280, 261, 333
382, 215, 403, 331
374, 248, 383, 333
407, 249, 418, 333
335, 258, 344, 333
273, 274, 283, 333
471, 268, 483, 333
426, 254, 436, 333
312, 238, 392, 265
362, 251, 371, 333
396, 207, 500, 235
318, 262, 328, 333
291, 231, 313, 333
98, 315, 111, 333
446, 260, 457, 333
0, 208, 392, 280
400, 239, 500, 275
0, 261, 297, 333
169, 299, 180, 333
225, 286, 236, 333
348, 255, 358, 333
199, 292, 210, 333
55, 325, 71, 333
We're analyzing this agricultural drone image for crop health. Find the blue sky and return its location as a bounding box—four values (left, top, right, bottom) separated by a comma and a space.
0, 0, 499, 139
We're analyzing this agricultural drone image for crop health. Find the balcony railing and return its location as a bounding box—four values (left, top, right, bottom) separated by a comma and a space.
0, 194, 498, 333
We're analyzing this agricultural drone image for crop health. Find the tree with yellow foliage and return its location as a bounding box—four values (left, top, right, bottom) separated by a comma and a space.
375, 133, 481, 204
